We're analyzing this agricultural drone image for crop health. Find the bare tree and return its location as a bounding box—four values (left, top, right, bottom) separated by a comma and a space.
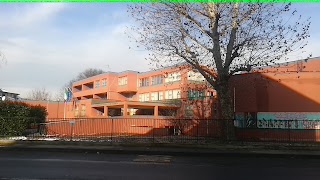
128, 3, 310, 139
55, 68, 105, 100
65, 68, 105, 88
27, 88, 51, 101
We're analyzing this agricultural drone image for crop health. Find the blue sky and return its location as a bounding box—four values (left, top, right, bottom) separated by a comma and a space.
0, 3, 319, 98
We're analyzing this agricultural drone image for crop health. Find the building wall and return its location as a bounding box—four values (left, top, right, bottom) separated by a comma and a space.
24, 100, 65, 119
69, 65, 214, 119
231, 58, 320, 121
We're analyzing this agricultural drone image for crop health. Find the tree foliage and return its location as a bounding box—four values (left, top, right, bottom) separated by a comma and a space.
128, 3, 310, 139
0, 101, 47, 136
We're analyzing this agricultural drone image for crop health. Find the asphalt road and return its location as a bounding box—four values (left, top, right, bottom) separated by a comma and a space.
0, 149, 320, 180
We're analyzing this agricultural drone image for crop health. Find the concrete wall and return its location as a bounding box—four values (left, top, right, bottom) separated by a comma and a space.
24, 100, 65, 119
231, 58, 320, 114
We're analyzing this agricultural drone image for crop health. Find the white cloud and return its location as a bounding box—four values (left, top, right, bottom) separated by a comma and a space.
0, 4, 66, 29
0, 5, 150, 98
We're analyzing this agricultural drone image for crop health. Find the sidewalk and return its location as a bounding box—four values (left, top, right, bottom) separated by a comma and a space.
2, 140, 320, 158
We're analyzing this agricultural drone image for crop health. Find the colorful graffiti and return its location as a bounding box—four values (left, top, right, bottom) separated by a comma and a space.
257, 119, 320, 129
235, 112, 320, 129
258, 112, 320, 121
257, 112, 320, 129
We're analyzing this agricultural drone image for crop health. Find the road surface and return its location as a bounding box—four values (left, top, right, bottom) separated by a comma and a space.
0, 149, 320, 180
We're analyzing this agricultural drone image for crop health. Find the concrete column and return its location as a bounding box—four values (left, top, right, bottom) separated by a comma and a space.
123, 102, 128, 117
104, 106, 108, 117
154, 105, 159, 118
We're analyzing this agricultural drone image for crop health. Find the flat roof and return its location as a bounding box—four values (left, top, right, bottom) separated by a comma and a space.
0, 89, 19, 95
72, 63, 190, 86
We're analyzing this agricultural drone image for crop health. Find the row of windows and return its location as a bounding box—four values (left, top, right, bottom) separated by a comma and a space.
138, 73, 181, 87
138, 90, 181, 102
74, 105, 86, 117
79, 71, 205, 90
94, 76, 128, 89
95, 79, 107, 89
164, 72, 181, 83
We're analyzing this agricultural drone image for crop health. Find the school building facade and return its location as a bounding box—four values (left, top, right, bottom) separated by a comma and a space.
65, 65, 216, 120
23, 57, 320, 141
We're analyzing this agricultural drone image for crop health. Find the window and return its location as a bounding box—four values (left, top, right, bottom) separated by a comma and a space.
165, 72, 181, 83
173, 90, 181, 99
151, 92, 159, 101
139, 77, 149, 87
139, 93, 150, 102
102, 79, 107, 88
118, 76, 128, 86
80, 105, 86, 117
187, 71, 205, 82
188, 90, 205, 100
151, 75, 163, 85
165, 89, 181, 99
95, 80, 100, 89
74, 105, 79, 117
159, 92, 163, 100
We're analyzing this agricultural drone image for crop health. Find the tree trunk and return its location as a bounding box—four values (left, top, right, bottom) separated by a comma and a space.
216, 82, 235, 140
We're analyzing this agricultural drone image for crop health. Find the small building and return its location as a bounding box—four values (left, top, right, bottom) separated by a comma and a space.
0, 89, 20, 101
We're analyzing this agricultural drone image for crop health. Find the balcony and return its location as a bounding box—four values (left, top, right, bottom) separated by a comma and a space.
117, 85, 137, 93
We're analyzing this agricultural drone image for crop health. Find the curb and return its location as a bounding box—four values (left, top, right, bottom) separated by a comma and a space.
2, 143, 320, 159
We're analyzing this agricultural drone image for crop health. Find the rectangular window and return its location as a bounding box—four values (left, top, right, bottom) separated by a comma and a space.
151, 92, 159, 101
139, 93, 150, 102
139, 77, 149, 87
165, 91, 169, 99
168, 91, 173, 99
151, 75, 163, 85
102, 79, 107, 88
165, 72, 181, 83
188, 90, 205, 100
74, 105, 79, 117
173, 90, 181, 99
80, 105, 86, 117
188, 71, 205, 82
165, 89, 180, 99
118, 76, 128, 86
159, 92, 163, 100
95, 80, 100, 89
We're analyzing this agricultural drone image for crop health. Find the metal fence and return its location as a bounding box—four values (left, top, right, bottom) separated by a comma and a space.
33, 118, 224, 144
5, 118, 320, 144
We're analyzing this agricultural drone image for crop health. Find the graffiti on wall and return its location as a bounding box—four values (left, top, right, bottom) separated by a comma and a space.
257, 112, 320, 129
257, 119, 320, 129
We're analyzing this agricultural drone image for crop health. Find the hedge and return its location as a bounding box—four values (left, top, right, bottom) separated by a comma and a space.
0, 101, 47, 136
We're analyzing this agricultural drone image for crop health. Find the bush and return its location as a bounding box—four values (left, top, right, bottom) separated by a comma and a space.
0, 101, 47, 136
29, 104, 47, 124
